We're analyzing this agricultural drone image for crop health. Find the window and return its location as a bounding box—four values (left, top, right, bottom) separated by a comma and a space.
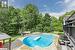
2, 1, 8, 7
0, 0, 8, 8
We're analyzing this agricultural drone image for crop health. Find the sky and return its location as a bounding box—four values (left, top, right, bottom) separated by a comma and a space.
9, 0, 75, 18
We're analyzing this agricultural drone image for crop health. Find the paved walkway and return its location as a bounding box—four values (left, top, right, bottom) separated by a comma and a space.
4, 39, 23, 50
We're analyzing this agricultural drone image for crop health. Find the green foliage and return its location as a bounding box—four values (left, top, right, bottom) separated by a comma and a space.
42, 13, 52, 32
20, 4, 40, 32
1, 4, 72, 35
0, 6, 22, 35
51, 17, 63, 32
0, 1, 1, 8
65, 10, 75, 16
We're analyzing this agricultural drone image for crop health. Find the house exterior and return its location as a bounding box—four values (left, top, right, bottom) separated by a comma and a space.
0, 0, 8, 13
0, 0, 8, 8
63, 13, 75, 50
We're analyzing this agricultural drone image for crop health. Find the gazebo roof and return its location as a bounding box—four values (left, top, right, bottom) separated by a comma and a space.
0, 33, 11, 40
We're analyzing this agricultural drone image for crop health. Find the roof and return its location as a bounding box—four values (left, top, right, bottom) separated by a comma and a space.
64, 13, 75, 22
0, 33, 11, 40
68, 14, 75, 21
63, 15, 70, 21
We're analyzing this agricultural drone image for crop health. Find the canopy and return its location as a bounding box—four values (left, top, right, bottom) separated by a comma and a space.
0, 33, 11, 40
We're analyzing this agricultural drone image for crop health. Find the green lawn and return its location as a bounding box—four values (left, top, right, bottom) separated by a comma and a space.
5, 35, 21, 43
53, 31, 64, 35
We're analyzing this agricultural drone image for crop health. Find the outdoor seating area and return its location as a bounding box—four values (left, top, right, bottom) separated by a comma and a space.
0, 33, 11, 50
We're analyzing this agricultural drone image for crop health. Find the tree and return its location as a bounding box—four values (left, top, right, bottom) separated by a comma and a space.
33, 13, 43, 32
0, 1, 1, 8
0, 3, 71, 35
20, 4, 40, 32
8, 6, 23, 35
42, 13, 52, 32
0, 6, 22, 35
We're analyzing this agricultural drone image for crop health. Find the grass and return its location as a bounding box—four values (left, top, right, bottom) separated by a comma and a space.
53, 31, 64, 35
5, 35, 21, 43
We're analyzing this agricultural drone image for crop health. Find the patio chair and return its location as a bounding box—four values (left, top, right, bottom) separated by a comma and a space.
59, 41, 65, 45
0, 42, 3, 48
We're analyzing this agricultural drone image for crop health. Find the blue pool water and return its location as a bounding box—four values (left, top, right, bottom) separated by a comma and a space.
23, 34, 55, 47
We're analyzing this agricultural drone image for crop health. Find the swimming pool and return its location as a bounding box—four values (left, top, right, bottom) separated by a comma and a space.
23, 34, 55, 47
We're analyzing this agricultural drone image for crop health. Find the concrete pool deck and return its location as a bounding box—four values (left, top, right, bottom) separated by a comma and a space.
13, 34, 60, 50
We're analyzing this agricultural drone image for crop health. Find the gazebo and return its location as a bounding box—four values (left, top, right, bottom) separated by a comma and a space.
0, 33, 11, 50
